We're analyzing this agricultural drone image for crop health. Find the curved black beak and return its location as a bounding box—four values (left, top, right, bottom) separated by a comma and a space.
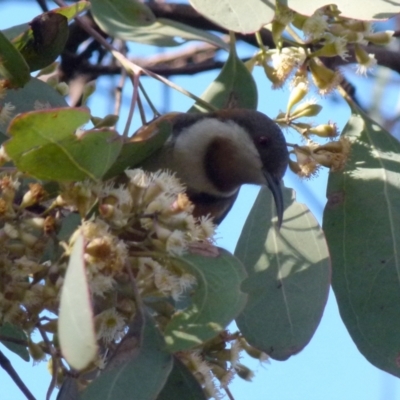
263, 171, 284, 228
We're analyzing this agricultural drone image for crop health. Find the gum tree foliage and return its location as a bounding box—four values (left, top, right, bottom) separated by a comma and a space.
0, 0, 400, 399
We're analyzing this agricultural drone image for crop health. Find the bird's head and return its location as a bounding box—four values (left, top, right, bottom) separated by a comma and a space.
212, 109, 289, 226
142, 109, 289, 226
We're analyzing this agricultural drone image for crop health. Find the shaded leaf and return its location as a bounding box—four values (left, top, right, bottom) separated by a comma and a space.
91, 0, 226, 48
0, 30, 30, 87
57, 213, 82, 242
104, 112, 177, 179
323, 104, 400, 377
190, 0, 275, 34
279, 0, 400, 20
12, 13, 69, 72
0, 77, 68, 139
164, 249, 247, 352
5, 108, 123, 181
157, 357, 206, 400
190, 39, 257, 112
82, 313, 173, 400
59, 231, 97, 370
235, 187, 330, 360
0, 323, 29, 361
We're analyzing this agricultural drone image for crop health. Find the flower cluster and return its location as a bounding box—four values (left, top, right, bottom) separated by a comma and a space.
261, 4, 393, 91
0, 168, 216, 381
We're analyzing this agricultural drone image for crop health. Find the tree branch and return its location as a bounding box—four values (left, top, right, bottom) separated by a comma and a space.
0, 350, 36, 400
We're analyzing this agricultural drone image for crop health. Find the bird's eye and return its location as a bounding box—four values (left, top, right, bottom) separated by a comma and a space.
257, 136, 270, 146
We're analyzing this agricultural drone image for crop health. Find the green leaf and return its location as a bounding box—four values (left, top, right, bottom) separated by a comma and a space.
235, 187, 330, 360
82, 313, 173, 400
0, 30, 30, 87
279, 0, 400, 20
0, 323, 30, 361
190, 39, 257, 112
5, 108, 123, 181
164, 249, 247, 352
190, 0, 275, 34
323, 104, 400, 377
0, 77, 68, 136
91, 0, 155, 29
59, 231, 98, 370
57, 213, 82, 242
12, 13, 69, 72
91, 0, 226, 48
104, 114, 174, 179
157, 357, 207, 400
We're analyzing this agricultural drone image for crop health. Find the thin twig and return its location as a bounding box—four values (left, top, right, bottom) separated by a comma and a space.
136, 91, 147, 125
139, 81, 160, 117
0, 350, 36, 400
37, 324, 58, 400
53, 0, 217, 112
224, 386, 236, 400
114, 68, 127, 118
123, 71, 141, 138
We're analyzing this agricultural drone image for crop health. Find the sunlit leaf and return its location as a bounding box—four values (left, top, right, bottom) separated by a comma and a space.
279, 0, 400, 20
0, 323, 30, 361
190, 39, 257, 112
235, 187, 330, 360
190, 0, 275, 34
164, 249, 247, 352
82, 313, 173, 400
59, 231, 98, 370
5, 108, 123, 181
91, 0, 226, 48
0, 30, 30, 87
323, 104, 400, 377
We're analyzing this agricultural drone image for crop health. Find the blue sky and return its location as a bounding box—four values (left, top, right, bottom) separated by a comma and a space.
1, 2, 400, 399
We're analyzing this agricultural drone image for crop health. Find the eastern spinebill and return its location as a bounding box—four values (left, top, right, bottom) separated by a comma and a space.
140, 109, 289, 226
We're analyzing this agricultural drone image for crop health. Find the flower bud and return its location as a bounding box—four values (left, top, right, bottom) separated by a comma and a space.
365, 31, 394, 45
290, 102, 322, 119
20, 183, 47, 209
309, 59, 342, 95
308, 122, 338, 137
235, 363, 254, 381
55, 82, 69, 96
286, 82, 308, 114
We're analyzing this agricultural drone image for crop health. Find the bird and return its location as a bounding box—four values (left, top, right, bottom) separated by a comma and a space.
139, 109, 289, 226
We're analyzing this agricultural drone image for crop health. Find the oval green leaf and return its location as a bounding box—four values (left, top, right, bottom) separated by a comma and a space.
190, 0, 275, 34
235, 186, 330, 360
164, 248, 247, 352
279, 0, 400, 20
0, 322, 30, 361
5, 107, 123, 181
59, 231, 98, 370
82, 313, 173, 400
323, 104, 400, 377
0, 30, 30, 87
190, 39, 257, 113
